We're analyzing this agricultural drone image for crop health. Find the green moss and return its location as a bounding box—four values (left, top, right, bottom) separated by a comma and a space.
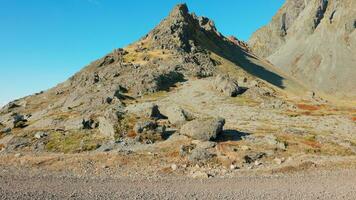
45, 130, 102, 153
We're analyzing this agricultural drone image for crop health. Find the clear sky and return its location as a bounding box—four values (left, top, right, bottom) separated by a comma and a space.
0, 0, 284, 106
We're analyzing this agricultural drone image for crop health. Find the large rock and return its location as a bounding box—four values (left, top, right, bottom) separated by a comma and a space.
126, 103, 165, 119
98, 107, 125, 139
134, 121, 158, 134
213, 74, 242, 97
180, 117, 225, 141
188, 147, 215, 163
133, 120, 165, 143
164, 106, 192, 125
98, 117, 116, 139
12, 114, 27, 128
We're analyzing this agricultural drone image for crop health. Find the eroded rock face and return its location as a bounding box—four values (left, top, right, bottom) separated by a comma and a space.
249, 0, 356, 98
180, 118, 225, 141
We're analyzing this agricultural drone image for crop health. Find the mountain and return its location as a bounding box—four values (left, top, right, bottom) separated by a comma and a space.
249, 0, 356, 100
0, 4, 307, 138
0, 3, 355, 178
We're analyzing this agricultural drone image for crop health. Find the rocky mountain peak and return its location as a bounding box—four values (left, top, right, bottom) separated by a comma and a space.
144, 4, 220, 53
168, 3, 189, 21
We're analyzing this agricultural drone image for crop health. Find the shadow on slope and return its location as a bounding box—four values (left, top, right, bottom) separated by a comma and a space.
195, 29, 286, 89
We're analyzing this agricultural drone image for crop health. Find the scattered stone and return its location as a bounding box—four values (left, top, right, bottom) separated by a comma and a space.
180, 117, 225, 141
274, 158, 285, 165
213, 74, 242, 97
82, 119, 98, 129
260, 99, 296, 110
241, 145, 250, 151
93, 73, 100, 83
34, 132, 47, 139
243, 152, 266, 164
14, 153, 22, 158
230, 164, 238, 170
179, 144, 196, 156
283, 127, 308, 136
1, 128, 11, 134
191, 171, 209, 179
264, 135, 287, 150
171, 164, 178, 171
105, 97, 113, 104
254, 160, 262, 166
96, 141, 115, 152
134, 121, 158, 134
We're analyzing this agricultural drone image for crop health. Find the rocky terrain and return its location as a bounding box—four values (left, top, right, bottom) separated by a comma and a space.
0, 3, 355, 198
249, 0, 356, 99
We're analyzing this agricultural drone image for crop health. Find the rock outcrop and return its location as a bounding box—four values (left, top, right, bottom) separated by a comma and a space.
180, 118, 225, 141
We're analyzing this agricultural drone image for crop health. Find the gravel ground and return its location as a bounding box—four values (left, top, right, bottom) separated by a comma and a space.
1, 168, 356, 200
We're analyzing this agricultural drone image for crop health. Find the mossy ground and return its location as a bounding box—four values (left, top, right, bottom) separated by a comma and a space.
45, 130, 104, 153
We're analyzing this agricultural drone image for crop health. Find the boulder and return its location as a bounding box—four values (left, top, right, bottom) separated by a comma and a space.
213, 74, 242, 97
180, 117, 225, 141
126, 103, 165, 120
82, 119, 97, 129
164, 106, 191, 125
190, 171, 209, 179
188, 147, 215, 163
264, 135, 287, 150
134, 121, 158, 134
133, 120, 165, 143
179, 144, 196, 156
1, 128, 11, 134
243, 152, 266, 164
12, 114, 27, 128
98, 117, 116, 138
97, 107, 125, 138
34, 131, 47, 139
7, 102, 20, 110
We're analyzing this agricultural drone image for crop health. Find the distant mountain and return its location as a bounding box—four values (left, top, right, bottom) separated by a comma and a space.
249, 0, 356, 99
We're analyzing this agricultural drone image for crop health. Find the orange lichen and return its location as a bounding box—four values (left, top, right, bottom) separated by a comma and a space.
297, 104, 322, 111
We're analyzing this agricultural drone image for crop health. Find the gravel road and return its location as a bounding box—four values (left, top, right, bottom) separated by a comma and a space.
1, 169, 356, 200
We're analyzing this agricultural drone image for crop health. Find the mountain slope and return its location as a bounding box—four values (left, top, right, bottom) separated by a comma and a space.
249, 0, 356, 99
0, 4, 317, 154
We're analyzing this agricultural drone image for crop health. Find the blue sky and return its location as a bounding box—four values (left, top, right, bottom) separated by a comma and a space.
0, 0, 284, 106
